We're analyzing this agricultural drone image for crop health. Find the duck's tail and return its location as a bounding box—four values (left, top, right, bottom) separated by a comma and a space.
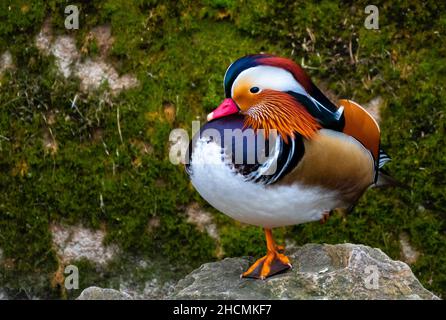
374, 148, 408, 189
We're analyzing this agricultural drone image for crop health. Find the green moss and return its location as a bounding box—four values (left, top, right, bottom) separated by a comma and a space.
0, 0, 445, 298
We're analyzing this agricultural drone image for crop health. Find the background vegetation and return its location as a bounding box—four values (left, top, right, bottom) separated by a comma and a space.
0, 0, 444, 298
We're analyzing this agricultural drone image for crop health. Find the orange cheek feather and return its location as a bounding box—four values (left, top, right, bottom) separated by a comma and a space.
232, 81, 253, 112
242, 90, 321, 143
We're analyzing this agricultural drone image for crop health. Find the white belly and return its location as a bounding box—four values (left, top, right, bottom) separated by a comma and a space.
189, 138, 341, 228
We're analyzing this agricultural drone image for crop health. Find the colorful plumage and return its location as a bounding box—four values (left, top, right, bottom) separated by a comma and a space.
186, 54, 393, 279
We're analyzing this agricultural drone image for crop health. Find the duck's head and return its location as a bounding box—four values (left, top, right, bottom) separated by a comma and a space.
207, 54, 341, 142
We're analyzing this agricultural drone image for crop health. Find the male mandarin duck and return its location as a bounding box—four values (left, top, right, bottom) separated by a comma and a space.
186, 54, 393, 279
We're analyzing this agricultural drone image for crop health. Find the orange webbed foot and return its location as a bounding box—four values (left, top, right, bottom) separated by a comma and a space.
241, 250, 291, 280
241, 229, 292, 280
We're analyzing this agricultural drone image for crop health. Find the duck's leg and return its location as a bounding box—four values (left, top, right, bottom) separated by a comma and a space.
241, 228, 292, 279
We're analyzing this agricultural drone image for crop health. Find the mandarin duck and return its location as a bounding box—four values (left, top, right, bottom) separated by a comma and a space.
186, 54, 393, 279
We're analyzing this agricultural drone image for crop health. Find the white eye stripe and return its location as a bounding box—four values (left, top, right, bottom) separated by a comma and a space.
231, 65, 308, 97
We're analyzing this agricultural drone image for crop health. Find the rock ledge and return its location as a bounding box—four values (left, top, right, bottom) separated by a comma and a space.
169, 243, 438, 300
76, 244, 439, 300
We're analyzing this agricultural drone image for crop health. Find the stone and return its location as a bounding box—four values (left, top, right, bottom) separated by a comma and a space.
34, 23, 138, 95
364, 96, 385, 123
35, 18, 53, 53
76, 286, 132, 300
74, 59, 138, 94
169, 243, 439, 300
186, 203, 219, 241
0, 51, 14, 75
119, 278, 176, 300
185, 203, 224, 258
399, 233, 420, 265
51, 36, 79, 78
50, 223, 119, 265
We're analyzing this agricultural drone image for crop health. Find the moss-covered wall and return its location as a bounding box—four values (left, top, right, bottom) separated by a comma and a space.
0, 0, 444, 298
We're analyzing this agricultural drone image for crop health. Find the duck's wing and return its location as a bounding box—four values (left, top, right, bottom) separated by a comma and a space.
240, 133, 304, 185
338, 99, 391, 181
338, 99, 380, 159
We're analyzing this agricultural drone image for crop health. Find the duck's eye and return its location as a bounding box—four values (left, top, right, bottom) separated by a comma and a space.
250, 86, 260, 94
